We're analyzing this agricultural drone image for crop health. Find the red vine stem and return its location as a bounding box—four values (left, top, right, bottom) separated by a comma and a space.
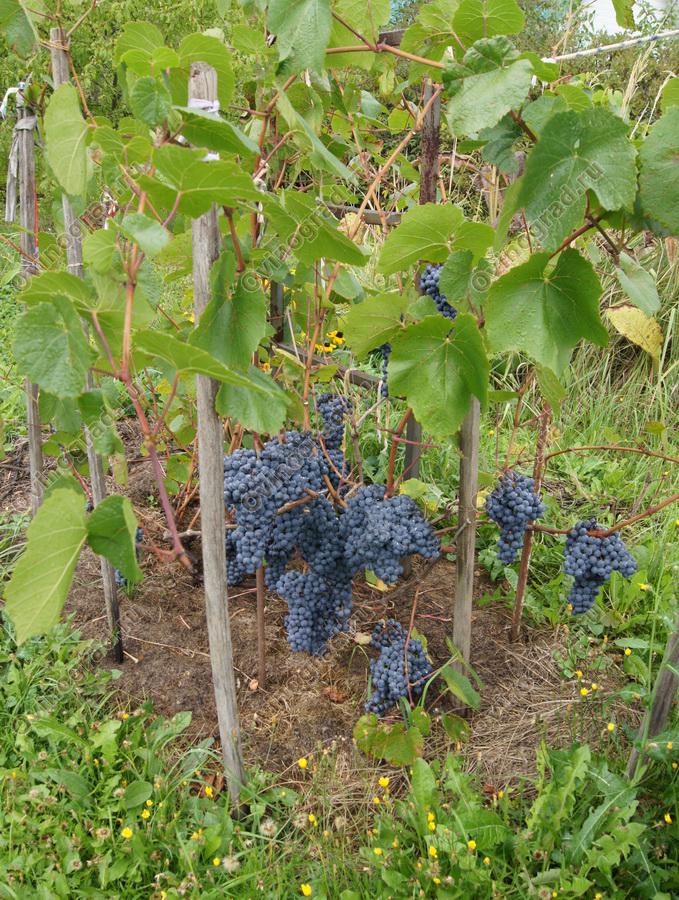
530, 492, 679, 538
385, 409, 413, 497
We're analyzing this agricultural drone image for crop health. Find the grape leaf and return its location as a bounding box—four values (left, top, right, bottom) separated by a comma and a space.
517, 108, 637, 252
606, 305, 663, 362
190, 263, 268, 371
343, 293, 410, 357
325, 0, 390, 70
276, 93, 356, 183
119, 213, 170, 258
639, 107, 679, 235
114, 21, 164, 65
440, 664, 481, 709
378, 204, 465, 276
21, 271, 97, 311
178, 33, 235, 109
615, 252, 660, 316
453, 0, 525, 46
178, 108, 259, 157
13, 299, 95, 398
87, 496, 142, 584
4, 489, 87, 643
484, 249, 608, 375
216, 367, 289, 433
611, 0, 635, 29
44, 84, 88, 197
0, 0, 38, 55
268, 0, 332, 73
389, 314, 489, 438
446, 59, 533, 136
660, 77, 679, 113
438, 251, 474, 301
130, 76, 172, 126
83, 229, 117, 274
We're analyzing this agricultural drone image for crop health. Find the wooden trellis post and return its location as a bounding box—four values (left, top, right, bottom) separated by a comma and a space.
190, 62, 245, 803
627, 613, 679, 778
15, 85, 43, 515
405, 80, 441, 481
49, 28, 124, 663
453, 400, 480, 663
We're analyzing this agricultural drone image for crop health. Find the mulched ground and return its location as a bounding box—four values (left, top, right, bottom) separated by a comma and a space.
3, 435, 640, 788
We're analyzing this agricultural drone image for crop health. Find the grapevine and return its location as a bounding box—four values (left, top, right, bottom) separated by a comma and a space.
366, 619, 432, 716
485, 471, 546, 565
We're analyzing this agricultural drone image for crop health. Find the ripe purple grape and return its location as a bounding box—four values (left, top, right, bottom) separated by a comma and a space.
485, 471, 546, 564
564, 519, 637, 614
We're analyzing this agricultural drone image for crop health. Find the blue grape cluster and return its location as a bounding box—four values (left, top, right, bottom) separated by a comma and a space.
366, 619, 432, 716
341, 485, 441, 585
114, 527, 144, 588
224, 398, 441, 655
420, 264, 457, 321
564, 519, 637, 614
378, 343, 391, 398
485, 471, 546, 564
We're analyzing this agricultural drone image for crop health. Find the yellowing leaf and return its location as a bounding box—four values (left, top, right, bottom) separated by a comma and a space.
607, 305, 663, 362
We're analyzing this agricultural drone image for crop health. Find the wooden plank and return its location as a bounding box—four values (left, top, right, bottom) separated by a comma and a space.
50, 27, 124, 664
16, 91, 43, 516
190, 62, 245, 804
453, 398, 480, 663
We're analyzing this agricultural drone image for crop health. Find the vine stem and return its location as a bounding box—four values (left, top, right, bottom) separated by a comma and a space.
385, 409, 413, 496
504, 369, 534, 468
529, 492, 679, 538
326, 43, 446, 69
511, 403, 551, 641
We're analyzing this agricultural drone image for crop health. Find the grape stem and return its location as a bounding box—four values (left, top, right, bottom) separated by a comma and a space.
386, 409, 413, 496
529, 491, 679, 538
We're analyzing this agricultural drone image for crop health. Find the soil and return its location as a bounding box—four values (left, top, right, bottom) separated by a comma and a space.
4, 437, 640, 788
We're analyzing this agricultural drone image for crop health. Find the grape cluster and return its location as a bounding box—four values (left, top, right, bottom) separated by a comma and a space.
378, 343, 391, 399
224, 397, 441, 654
114, 528, 144, 588
366, 619, 432, 716
564, 519, 637, 614
485, 471, 546, 564
420, 264, 457, 321
341, 485, 441, 585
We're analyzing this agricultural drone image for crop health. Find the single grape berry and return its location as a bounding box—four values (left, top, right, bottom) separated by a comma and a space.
485, 471, 546, 565
564, 519, 637, 614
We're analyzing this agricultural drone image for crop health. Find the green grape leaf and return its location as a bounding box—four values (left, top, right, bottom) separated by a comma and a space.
190, 264, 268, 370
479, 115, 522, 174
438, 251, 474, 301
389, 314, 488, 438
20, 271, 96, 310
135, 330, 273, 393
0, 0, 38, 55
660, 77, 679, 113
446, 58, 533, 137
453, 0, 525, 46
148, 145, 259, 217
639, 107, 679, 235
178, 33, 235, 109
178, 109, 259, 157
114, 21, 164, 65
276, 93, 356, 182
440, 664, 481, 709
118, 213, 170, 258
612, 0, 635, 29
343, 293, 410, 357
517, 108, 637, 252
44, 84, 88, 197
216, 367, 289, 433
535, 365, 567, 408
378, 204, 465, 276
13, 299, 95, 398
615, 252, 660, 316
4, 489, 87, 643
83, 229, 117, 274
77, 391, 124, 456
129, 76, 172, 126
268, 0, 332, 73
485, 249, 608, 375
87, 495, 142, 584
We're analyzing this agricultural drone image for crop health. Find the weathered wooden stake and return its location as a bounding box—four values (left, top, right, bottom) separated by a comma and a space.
627, 614, 679, 778
256, 566, 266, 688
190, 62, 245, 803
270, 281, 285, 344
404, 80, 441, 481
50, 28, 123, 664
16, 88, 43, 515
453, 399, 480, 664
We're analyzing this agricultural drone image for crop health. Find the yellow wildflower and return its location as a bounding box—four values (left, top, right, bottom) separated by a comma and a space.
372, 796, 381, 805
607, 722, 616, 732
308, 814, 317, 826
580, 687, 589, 697
213, 857, 221, 866
591, 683, 598, 692
483, 856, 491, 865
428, 846, 438, 858
373, 847, 383, 857
121, 827, 133, 840
624, 648, 632, 656
298, 758, 308, 770
379, 777, 390, 789
667, 742, 673, 750
639, 583, 651, 592
141, 809, 150, 820
146, 799, 154, 807
428, 822, 436, 832
467, 840, 477, 851
576, 670, 583, 680
301, 884, 312, 897
664, 813, 672, 824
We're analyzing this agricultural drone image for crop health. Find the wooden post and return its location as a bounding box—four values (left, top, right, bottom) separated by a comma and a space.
627, 614, 679, 778
405, 80, 441, 481
453, 399, 480, 663
16, 87, 43, 516
270, 281, 285, 343
49, 28, 124, 663
190, 62, 245, 803
510, 403, 551, 642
